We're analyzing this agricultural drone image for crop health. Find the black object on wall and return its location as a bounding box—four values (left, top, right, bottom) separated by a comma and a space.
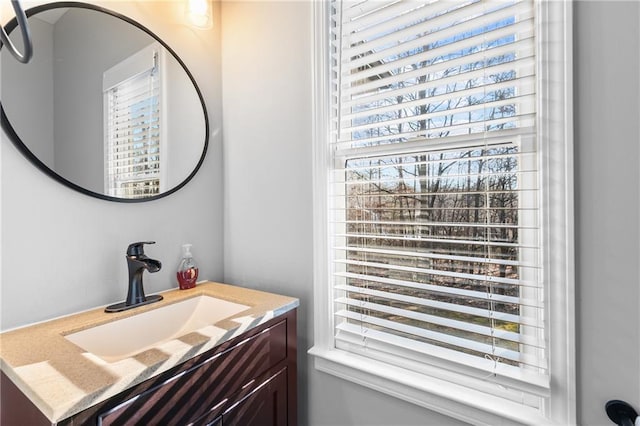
606, 400, 638, 426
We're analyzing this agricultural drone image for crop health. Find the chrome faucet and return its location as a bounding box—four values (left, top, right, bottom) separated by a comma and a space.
105, 241, 164, 313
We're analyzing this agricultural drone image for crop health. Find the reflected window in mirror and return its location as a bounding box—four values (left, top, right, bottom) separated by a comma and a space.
0, 3, 209, 202
103, 43, 165, 198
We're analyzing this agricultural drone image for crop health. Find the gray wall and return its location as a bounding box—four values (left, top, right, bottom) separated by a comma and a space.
574, 1, 640, 424
221, 1, 640, 425
1, 17, 54, 167
165, 54, 206, 188
220, 0, 317, 423
0, 0, 223, 330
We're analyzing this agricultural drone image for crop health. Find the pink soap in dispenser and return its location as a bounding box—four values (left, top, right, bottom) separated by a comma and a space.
177, 244, 199, 290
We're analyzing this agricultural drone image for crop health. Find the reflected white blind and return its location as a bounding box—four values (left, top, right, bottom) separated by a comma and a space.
330, 0, 546, 397
105, 57, 161, 198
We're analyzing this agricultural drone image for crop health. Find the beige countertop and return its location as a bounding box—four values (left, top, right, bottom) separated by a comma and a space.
0, 281, 299, 422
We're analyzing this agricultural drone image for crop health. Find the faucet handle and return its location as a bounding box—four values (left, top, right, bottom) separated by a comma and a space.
127, 241, 156, 257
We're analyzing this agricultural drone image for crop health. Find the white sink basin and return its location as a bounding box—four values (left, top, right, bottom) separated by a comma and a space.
65, 295, 250, 362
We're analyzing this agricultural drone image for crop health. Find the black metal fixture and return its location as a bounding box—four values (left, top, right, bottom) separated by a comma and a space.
0, 0, 33, 64
606, 400, 638, 426
105, 242, 163, 312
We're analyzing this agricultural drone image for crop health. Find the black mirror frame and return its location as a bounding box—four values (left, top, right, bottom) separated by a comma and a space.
0, 1, 209, 203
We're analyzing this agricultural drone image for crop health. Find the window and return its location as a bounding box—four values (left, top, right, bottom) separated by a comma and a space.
103, 43, 166, 198
309, 1, 575, 424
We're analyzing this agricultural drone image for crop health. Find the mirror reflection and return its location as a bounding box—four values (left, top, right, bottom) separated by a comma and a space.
1, 5, 207, 201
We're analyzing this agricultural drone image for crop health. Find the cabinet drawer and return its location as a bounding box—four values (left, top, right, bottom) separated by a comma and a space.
222, 367, 288, 426
97, 319, 287, 426
191, 367, 289, 426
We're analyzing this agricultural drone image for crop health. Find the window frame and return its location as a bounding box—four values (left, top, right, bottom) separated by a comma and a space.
103, 43, 168, 198
308, 1, 575, 424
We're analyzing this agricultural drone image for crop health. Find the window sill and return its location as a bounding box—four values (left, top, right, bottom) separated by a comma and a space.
308, 346, 551, 426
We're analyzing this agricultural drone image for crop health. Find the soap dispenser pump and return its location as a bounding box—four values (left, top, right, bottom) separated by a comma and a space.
177, 244, 198, 290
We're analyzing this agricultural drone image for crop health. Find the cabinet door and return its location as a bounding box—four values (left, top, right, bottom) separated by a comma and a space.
222, 368, 288, 426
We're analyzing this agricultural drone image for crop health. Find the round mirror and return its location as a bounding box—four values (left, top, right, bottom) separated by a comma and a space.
1, 3, 208, 202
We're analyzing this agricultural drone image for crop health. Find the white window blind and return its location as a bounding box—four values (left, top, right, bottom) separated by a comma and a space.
104, 45, 162, 198
330, 0, 546, 400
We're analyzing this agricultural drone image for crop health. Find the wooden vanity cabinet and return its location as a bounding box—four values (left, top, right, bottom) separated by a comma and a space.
2, 309, 297, 426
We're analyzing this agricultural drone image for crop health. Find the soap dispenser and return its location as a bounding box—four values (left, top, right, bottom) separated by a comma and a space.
177, 244, 199, 290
